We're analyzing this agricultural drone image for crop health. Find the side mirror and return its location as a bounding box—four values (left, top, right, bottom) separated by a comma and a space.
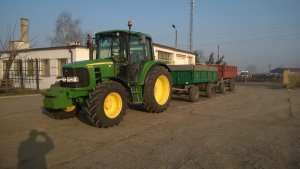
139, 35, 146, 44
86, 34, 93, 48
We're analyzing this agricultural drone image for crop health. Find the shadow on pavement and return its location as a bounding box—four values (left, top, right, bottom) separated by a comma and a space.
17, 129, 54, 169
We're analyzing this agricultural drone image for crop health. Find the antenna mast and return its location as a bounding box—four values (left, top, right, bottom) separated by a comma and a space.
189, 0, 194, 52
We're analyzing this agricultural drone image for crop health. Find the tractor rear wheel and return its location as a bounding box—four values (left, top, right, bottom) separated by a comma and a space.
144, 66, 172, 113
228, 79, 235, 91
86, 82, 127, 128
205, 83, 214, 98
219, 82, 226, 94
188, 85, 199, 102
47, 105, 77, 119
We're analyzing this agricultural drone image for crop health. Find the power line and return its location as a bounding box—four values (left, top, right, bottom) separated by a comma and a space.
194, 32, 300, 46
196, 22, 300, 36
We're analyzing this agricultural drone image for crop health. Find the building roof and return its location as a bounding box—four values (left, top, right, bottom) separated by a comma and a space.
0, 45, 87, 54
153, 43, 195, 55
270, 68, 300, 74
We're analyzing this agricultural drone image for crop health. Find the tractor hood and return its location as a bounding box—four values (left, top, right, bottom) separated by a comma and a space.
60, 58, 115, 88
63, 59, 114, 69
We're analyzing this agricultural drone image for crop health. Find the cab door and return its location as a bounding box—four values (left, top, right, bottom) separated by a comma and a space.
128, 35, 151, 83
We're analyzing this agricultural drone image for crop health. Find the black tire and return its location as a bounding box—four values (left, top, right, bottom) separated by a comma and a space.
144, 66, 172, 113
86, 82, 127, 128
46, 106, 77, 119
228, 79, 235, 91
219, 82, 226, 94
205, 83, 214, 98
188, 85, 199, 102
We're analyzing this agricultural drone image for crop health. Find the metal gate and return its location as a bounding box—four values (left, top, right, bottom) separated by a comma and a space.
0, 58, 41, 91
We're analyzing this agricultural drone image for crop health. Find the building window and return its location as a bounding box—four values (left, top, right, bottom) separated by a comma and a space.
188, 56, 194, 64
41, 59, 50, 77
57, 59, 67, 76
27, 59, 34, 76
176, 54, 186, 58
158, 51, 173, 64
3, 60, 8, 72
14, 60, 22, 76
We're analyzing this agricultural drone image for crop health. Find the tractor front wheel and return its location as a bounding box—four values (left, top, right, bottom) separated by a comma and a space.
86, 82, 127, 128
144, 66, 172, 113
47, 105, 77, 119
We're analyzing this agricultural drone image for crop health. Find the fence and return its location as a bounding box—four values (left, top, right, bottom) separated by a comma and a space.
0, 58, 41, 91
236, 73, 281, 83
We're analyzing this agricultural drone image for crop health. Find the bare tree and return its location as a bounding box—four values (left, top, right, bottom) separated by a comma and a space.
49, 11, 86, 46
194, 49, 206, 63
246, 64, 257, 74
0, 20, 36, 87
206, 52, 215, 64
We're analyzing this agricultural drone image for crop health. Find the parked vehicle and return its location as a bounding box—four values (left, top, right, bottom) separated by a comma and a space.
170, 64, 237, 102
44, 23, 172, 127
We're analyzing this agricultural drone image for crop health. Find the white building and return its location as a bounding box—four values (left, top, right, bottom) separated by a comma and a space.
153, 43, 195, 65
0, 46, 89, 89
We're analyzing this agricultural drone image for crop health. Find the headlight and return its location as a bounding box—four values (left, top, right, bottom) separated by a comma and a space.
60, 76, 79, 83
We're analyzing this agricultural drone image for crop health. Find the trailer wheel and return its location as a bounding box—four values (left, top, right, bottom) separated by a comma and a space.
46, 105, 77, 119
86, 82, 127, 128
219, 82, 226, 94
144, 66, 172, 113
188, 85, 199, 102
228, 79, 235, 91
205, 83, 214, 98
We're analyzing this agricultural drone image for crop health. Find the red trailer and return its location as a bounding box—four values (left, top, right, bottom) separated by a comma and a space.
209, 64, 238, 93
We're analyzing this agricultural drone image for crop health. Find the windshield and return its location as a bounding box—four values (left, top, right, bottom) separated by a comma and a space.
96, 33, 126, 62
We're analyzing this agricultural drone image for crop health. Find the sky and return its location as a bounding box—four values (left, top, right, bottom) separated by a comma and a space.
1, 0, 300, 73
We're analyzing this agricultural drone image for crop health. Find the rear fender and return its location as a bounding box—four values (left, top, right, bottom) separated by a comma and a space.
137, 61, 170, 86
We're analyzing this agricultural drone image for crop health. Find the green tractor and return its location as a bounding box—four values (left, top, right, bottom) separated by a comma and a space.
43, 23, 172, 127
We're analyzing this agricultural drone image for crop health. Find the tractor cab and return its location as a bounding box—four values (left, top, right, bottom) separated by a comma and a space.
92, 30, 153, 83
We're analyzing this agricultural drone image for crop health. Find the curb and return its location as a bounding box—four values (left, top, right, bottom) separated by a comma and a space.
0, 94, 42, 99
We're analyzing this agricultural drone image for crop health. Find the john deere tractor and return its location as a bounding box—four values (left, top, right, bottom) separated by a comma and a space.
43, 22, 172, 127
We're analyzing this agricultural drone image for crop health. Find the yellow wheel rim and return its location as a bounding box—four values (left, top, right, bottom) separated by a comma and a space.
104, 92, 122, 119
154, 75, 170, 105
63, 105, 76, 112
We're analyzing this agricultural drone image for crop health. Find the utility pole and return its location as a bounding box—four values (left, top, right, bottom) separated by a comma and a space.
217, 45, 220, 61
189, 0, 194, 52
172, 24, 178, 48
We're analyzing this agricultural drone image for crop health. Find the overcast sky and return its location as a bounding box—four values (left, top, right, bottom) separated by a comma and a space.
1, 0, 300, 72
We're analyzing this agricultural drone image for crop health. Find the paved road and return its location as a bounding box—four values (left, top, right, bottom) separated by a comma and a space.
0, 83, 299, 169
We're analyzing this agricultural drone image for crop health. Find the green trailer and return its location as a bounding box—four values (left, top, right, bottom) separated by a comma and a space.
169, 65, 218, 101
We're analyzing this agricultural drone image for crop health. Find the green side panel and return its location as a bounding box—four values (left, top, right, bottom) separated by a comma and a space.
130, 85, 143, 104
171, 65, 218, 85
87, 61, 115, 89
